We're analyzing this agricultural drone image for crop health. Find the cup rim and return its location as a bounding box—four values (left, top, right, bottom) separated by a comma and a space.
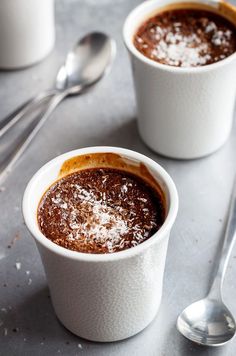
22, 146, 178, 262
123, 0, 236, 73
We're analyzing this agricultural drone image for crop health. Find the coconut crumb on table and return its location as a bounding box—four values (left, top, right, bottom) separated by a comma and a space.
28, 278, 32, 285
15, 262, 21, 270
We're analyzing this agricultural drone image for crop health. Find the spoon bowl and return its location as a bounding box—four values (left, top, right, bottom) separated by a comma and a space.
0, 31, 116, 183
56, 32, 116, 93
177, 177, 236, 347
0, 31, 116, 139
177, 298, 236, 346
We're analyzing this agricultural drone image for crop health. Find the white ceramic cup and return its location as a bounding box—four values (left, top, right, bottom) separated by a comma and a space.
123, 0, 236, 159
22, 146, 178, 342
0, 0, 55, 69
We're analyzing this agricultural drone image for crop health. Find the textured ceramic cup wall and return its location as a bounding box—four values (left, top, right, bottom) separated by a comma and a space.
0, 0, 55, 68
123, 0, 236, 159
23, 146, 178, 342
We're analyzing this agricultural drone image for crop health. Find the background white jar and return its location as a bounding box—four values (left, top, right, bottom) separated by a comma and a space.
0, 0, 55, 69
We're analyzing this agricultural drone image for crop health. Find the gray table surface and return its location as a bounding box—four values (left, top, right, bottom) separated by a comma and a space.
1, 0, 236, 355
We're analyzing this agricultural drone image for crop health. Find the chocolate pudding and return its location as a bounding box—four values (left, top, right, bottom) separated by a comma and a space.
37, 168, 165, 254
134, 7, 236, 67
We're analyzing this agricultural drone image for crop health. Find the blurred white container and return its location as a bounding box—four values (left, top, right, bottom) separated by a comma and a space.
0, 0, 55, 69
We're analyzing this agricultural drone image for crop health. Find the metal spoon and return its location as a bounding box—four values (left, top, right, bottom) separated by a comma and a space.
0, 32, 116, 182
177, 178, 236, 346
0, 32, 116, 138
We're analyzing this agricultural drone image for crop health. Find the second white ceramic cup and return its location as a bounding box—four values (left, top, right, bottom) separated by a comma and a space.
23, 146, 178, 342
123, 0, 236, 159
0, 0, 55, 69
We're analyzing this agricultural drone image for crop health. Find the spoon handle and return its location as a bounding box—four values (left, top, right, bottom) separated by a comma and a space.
0, 91, 67, 183
208, 177, 236, 299
0, 90, 57, 138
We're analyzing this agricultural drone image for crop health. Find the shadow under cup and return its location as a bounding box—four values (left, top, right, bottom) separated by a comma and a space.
22, 147, 178, 342
123, 0, 236, 159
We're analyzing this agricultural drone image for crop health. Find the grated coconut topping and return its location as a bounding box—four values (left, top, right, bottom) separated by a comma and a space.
38, 168, 165, 254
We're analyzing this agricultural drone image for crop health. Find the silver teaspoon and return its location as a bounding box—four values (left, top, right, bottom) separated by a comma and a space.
0, 32, 116, 182
0, 32, 116, 137
177, 177, 236, 346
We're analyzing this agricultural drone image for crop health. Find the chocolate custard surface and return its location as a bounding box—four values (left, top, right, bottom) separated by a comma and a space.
134, 8, 236, 67
38, 168, 165, 254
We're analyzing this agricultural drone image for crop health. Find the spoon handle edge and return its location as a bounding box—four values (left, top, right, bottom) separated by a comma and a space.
208, 177, 236, 299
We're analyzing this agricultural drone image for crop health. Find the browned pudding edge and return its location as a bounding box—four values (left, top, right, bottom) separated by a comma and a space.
58, 152, 166, 212
133, 1, 236, 30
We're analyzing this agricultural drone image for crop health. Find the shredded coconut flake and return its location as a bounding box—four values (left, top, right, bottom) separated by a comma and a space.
15, 262, 21, 270
38, 169, 162, 253
134, 10, 236, 67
